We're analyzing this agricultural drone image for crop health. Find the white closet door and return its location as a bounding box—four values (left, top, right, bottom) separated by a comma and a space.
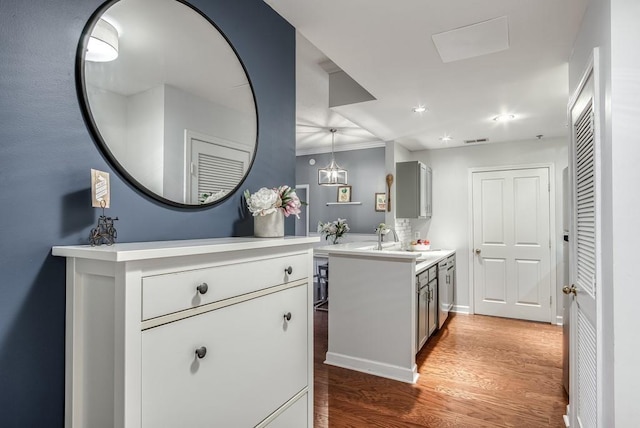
186, 133, 250, 204
568, 64, 600, 428
472, 167, 551, 322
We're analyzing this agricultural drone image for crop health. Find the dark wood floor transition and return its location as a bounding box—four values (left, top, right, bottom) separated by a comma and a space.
313, 311, 567, 427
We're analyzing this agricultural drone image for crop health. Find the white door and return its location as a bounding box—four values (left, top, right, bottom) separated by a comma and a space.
186, 132, 250, 204
567, 58, 600, 428
472, 167, 551, 322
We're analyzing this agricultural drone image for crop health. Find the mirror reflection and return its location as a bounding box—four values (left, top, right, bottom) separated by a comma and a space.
81, 0, 257, 207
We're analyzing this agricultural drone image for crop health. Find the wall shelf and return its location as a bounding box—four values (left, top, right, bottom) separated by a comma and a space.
326, 202, 362, 206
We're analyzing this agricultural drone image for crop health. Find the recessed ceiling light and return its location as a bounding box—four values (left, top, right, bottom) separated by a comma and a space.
412, 105, 428, 113
493, 114, 515, 122
439, 135, 452, 142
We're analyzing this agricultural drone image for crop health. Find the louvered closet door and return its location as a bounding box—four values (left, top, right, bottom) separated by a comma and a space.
189, 137, 250, 203
569, 69, 599, 428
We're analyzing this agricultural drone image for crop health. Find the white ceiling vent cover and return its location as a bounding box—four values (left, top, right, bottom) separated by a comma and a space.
432, 16, 509, 63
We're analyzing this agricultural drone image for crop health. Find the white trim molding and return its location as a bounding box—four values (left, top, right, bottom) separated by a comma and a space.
451, 305, 470, 314
296, 140, 386, 156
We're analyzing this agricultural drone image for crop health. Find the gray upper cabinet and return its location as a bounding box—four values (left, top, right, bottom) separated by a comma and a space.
396, 161, 432, 219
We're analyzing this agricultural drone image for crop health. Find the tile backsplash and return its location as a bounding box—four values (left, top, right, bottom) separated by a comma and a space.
394, 218, 412, 243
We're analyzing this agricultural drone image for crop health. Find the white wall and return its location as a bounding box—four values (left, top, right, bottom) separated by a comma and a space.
571, 0, 640, 424
408, 138, 568, 319
125, 85, 165, 195
163, 84, 255, 202
86, 86, 127, 157
569, 0, 615, 425
85, 84, 165, 195
609, 1, 640, 423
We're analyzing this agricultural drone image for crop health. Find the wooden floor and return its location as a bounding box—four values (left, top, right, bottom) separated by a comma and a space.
313, 311, 567, 427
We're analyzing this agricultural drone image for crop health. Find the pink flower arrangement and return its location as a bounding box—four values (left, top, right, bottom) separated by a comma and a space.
244, 185, 304, 218
277, 185, 304, 218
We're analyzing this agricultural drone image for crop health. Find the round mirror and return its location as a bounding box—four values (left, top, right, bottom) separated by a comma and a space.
78, 0, 257, 207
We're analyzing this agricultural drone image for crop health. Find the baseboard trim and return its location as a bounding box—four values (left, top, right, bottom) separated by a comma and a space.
451, 305, 470, 314
324, 352, 418, 384
563, 404, 570, 427
556, 315, 564, 326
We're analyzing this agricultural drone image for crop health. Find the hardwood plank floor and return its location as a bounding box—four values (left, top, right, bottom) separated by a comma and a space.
314, 311, 567, 427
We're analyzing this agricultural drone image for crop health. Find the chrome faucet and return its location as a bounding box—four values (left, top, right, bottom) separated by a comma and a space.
376, 225, 399, 250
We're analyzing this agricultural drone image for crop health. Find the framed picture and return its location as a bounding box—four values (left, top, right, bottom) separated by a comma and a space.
375, 193, 387, 211
337, 185, 352, 203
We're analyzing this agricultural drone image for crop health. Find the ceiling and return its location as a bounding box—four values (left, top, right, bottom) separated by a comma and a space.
90, 0, 252, 114
264, 0, 588, 153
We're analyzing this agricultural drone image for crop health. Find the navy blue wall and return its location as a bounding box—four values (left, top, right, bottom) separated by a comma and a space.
0, 0, 295, 425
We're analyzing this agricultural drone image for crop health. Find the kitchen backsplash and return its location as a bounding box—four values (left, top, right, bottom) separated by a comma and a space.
394, 218, 412, 243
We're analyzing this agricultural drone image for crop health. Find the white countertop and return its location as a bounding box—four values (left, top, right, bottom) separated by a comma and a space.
52, 236, 319, 262
314, 241, 454, 268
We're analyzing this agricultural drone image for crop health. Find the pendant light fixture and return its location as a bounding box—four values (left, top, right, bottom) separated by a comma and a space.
318, 128, 348, 186
86, 19, 119, 62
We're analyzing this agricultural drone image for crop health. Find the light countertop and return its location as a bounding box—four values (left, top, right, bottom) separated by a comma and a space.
314, 241, 454, 269
53, 236, 319, 262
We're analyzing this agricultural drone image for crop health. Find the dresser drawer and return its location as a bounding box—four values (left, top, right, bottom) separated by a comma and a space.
264, 393, 308, 428
141, 284, 308, 428
142, 252, 308, 320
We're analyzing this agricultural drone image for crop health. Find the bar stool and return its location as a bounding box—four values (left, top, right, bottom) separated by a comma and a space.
314, 263, 329, 312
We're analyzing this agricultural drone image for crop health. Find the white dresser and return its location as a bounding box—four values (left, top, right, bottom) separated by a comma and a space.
52, 236, 318, 428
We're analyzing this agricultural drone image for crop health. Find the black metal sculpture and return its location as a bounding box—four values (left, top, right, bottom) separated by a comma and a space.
89, 201, 118, 246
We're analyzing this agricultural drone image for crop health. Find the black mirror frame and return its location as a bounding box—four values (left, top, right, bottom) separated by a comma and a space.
75, 0, 259, 209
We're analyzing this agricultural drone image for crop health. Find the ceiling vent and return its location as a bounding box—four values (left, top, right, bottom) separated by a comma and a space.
432, 16, 510, 63
464, 138, 489, 144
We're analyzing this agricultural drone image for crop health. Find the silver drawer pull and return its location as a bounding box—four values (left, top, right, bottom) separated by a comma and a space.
283, 312, 292, 321
196, 282, 208, 295
195, 346, 207, 359
284, 266, 293, 275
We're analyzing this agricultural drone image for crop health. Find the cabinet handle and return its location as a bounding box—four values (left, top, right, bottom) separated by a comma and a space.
446, 275, 450, 284
284, 266, 293, 275
196, 282, 208, 295
195, 346, 207, 359
284, 312, 292, 321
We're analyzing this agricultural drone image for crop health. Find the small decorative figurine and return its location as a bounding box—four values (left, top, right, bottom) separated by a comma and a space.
89, 200, 119, 246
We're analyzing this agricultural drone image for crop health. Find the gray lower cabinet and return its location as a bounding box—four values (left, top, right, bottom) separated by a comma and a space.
417, 273, 429, 350
427, 277, 438, 337
416, 265, 438, 352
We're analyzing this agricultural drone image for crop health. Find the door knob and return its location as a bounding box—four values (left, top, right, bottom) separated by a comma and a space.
475, 249, 481, 254
562, 284, 577, 296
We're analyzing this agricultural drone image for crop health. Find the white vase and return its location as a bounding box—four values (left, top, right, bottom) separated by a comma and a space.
254, 210, 284, 238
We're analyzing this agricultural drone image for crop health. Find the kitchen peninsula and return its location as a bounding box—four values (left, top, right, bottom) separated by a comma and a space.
314, 242, 455, 383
